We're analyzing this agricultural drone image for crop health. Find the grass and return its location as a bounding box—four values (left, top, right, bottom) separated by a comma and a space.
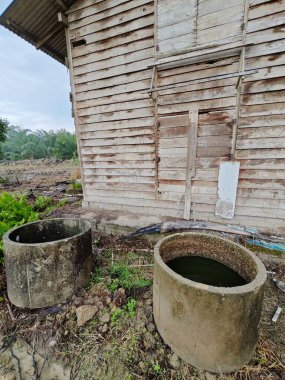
0, 192, 68, 265
0, 192, 38, 263
108, 262, 152, 292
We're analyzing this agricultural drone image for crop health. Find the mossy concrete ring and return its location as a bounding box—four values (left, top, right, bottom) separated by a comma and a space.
3, 218, 93, 309
153, 232, 267, 373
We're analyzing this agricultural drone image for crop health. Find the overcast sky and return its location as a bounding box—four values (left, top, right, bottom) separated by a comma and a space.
0, 0, 74, 132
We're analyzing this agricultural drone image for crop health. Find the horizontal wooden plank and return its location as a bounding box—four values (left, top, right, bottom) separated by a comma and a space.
242, 77, 285, 95
198, 0, 244, 17
74, 58, 153, 85
239, 158, 285, 170
80, 126, 154, 140
158, 19, 196, 41
72, 27, 153, 57
240, 102, 285, 117
246, 52, 285, 71
245, 39, 285, 58
78, 107, 154, 124
158, 86, 236, 106
76, 77, 151, 100
198, 5, 244, 31
157, 61, 239, 87
236, 137, 285, 149
81, 153, 155, 163
70, 13, 154, 45
246, 26, 285, 45
81, 135, 154, 147
82, 144, 154, 154
158, 97, 237, 114
69, 0, 152, 30
74, 47, 153, 75
84, 167, 155, 176
248, 0, 285, 20
247, 10, 285, 33
237, 126, 285, 139
239, 168, 285, 179
82, 160, 155, 169
78, 117, 154, 132
235, 148, 285, 159
70, 3, 154, 36
77, 98, 153, 116
241, 90, 285, 105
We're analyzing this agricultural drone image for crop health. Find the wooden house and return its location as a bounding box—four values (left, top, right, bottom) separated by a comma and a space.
1, 0, 285, 234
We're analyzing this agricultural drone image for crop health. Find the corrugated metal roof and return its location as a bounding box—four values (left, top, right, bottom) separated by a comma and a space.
0, 0, 76, 64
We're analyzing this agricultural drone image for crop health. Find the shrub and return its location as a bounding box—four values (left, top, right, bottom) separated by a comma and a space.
0, 192, 38, 264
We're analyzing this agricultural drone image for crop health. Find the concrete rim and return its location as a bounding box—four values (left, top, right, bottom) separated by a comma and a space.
154, 232, 267, 295
3, 218, 92, 247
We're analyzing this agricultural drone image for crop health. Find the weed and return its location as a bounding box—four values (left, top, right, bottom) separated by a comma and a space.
126, 298, 136, 318
111, 298, 137, 327
0, 192, 38, 263
94, 236, 101, 247
57, 198, 67, 207
33, 196, 53, 212
108, 262, 151, 292
0, 176, 9, 185
152, 362, 162, 374
111, 307, 123, 327
88, 267, 104, 287
68, 180, 82, 194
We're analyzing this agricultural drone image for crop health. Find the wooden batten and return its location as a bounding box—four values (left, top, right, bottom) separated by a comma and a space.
66, 0, 285, 234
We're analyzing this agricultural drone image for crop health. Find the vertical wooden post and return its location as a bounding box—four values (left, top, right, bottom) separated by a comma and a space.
231, 0, 250, 158
64, 20, 86, 198
184, 110, 198, 220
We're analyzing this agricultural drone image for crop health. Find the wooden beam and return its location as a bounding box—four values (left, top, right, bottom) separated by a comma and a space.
54, 0, 68, 11
36, 23, 63, 48
58, 12, 68, 26
184, 110, 198, 220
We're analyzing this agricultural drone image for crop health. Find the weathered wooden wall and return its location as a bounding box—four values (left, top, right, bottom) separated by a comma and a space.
67, 0, 285, 233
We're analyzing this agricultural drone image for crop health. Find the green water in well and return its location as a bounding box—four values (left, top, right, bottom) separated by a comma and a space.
166, 256, 247, 287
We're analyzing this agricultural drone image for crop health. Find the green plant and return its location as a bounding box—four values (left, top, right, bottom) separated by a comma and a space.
111, 298, 137, 327
126, 298, 136, 318
88, 267, 104, 288
111, 307, 123, 327
1, 125, 78, 161
152, 362, 162, 374
0, 192, 38, 263
0, 176, 9, 185
33, 196, 53, 212
108, 263, 151, 292
69, 180, 83, 194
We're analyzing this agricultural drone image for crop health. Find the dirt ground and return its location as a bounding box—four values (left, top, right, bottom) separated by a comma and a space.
0, 159, 284, 380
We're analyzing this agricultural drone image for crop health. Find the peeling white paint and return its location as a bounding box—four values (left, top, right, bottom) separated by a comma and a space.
215, 161, 240, 219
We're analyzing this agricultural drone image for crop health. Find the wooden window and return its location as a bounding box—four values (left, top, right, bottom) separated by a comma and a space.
156, 0, 245, 58
157, 109, 236, 219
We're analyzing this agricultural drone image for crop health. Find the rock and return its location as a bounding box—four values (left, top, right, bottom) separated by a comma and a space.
281, 352, 285, 365
102, 324, 108, 333
146, 298, 152, 306
143, 332, 156, 350
169, 353, 180, 369
100, 312, 110, 323
76, 305, 98, 327
147, 322, 156, 332
138, 361, 145, 370
48, 339, 57, 348
205, 372, 217, 380
89, 282, 105, 296
113, 288, 126, 307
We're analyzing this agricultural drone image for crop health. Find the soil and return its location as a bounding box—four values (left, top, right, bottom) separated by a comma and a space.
0, 159, 284, 380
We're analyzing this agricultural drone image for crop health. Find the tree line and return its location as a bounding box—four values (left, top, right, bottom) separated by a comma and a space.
0, 118, 77, 160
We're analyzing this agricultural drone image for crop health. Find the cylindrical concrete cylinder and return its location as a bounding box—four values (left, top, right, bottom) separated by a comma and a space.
4, 218, 93, 309
153, 233, 267, 373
